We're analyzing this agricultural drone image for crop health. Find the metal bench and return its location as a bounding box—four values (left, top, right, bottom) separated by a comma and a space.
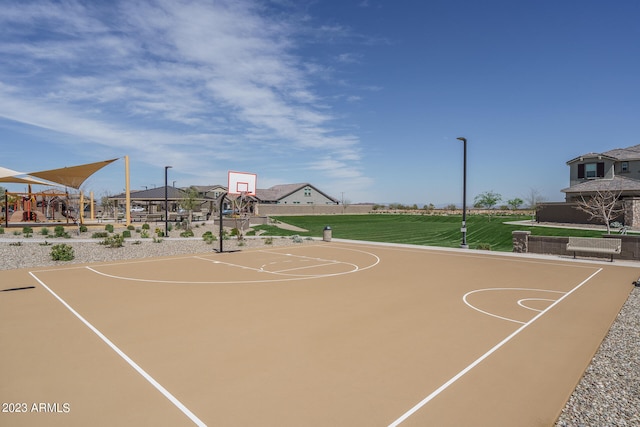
566, 237, 622, 262
144, 213, 163, 223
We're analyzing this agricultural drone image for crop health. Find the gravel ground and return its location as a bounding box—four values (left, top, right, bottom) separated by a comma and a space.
555, 286, 640, 427
1, 221, 638, 426
0, 222, 314, 270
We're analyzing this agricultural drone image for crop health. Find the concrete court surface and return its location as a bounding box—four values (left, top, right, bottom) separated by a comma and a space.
0, 240, 637, 426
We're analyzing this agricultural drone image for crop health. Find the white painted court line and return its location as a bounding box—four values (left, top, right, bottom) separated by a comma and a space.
80, 246, 380, 284
518, 298, 556, 312
271, 261, 349, 274
463, 288, 567, 325
28, 271, 207, 427
388, 268, 603, 427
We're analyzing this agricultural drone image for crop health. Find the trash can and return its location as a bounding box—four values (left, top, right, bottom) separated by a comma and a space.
323, 226, 332, 242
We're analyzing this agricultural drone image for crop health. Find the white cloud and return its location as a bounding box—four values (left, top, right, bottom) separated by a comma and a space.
0, 0, 371, 192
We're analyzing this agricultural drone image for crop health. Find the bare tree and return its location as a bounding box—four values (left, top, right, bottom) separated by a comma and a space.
575, 190, 624, 234
230, 194, 252, 240
525, 188, 546, 209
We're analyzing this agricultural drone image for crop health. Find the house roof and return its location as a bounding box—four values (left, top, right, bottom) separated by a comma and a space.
562, 175, 640, 194
601, 144, 640, 160
255, 183, 338, 203
111, 186, 189, 200
567, 144, 640, 164
191, 185, 226, 193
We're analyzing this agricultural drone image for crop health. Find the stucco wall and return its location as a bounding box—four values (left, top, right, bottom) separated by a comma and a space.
512, 231, 640, 261
255, 204, 374, 216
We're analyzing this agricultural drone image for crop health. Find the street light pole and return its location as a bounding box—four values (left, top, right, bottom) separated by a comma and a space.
164, 166, 172, 237
456, 137, 468, 249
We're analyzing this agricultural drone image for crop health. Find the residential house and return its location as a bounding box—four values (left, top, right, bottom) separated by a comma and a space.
563, 144, 640, 201
542, 144, 640, 226
109, 182, 340, 219
256, 183, 339, 205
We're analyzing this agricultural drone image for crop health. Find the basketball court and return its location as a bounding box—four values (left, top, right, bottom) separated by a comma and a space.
1, 241, 637, 426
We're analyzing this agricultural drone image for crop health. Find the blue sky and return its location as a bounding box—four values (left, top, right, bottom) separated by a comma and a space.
1, 0, 638, 206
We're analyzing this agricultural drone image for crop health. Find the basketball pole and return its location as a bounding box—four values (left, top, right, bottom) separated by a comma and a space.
217, 192, 227, 253
164, 166, 172, 237
125, 155, 131, 226
457, 137, 469, 249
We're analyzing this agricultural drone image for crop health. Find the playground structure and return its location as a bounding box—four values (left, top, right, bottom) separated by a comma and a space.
1, 158, 120, 228
2, 187, 97, 227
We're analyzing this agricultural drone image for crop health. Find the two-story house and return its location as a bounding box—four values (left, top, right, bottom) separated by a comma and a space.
561, 143, 640, 225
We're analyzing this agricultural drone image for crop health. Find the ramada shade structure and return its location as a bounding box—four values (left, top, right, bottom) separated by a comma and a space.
1, 159, 118, 189
0, 166, 51, 185
28, 158, 119, 189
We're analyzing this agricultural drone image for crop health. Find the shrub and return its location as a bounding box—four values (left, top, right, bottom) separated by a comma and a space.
230, 228, 239, 236
40, 227, 49, 236
51, 244, 74, 261
202, 231, 216, 244
22, 226, 33, 237
127, 225, 135, 231
0, 227, 4, 234
264, 237, 273, 245
39, 241, 51, 246
152, 236, 163, 243
79, 225, 88, 233
141, 229, 149, 238
476, 243, 492, 251
101, 234, 124, 248
92, 231, 109, 238
54, 225, 66, 237
13, 230, 21, 236
9, 241, 22, 246
180, 229, 194, 238
291, 235, 303, 243
142, 223, 150, 230
122, 230, 131, 238
105, 224, 114, 233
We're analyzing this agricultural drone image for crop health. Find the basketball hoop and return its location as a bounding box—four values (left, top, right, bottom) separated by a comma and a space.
227, 171, 257, 196
215, 171, 257, 253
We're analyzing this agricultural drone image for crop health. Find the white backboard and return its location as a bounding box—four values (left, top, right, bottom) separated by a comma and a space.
227, 171, 257, 196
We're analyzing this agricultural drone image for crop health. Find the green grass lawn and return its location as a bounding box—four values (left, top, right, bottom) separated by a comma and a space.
254, 214, 609, 252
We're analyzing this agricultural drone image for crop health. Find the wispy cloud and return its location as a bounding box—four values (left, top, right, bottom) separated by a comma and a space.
0, 0, 371, 188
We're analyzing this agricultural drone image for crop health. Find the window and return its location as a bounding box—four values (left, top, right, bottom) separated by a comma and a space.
622, 162, 629, 173
577, 162, 604, 179
585, 163, 597, 178
304, 187, 312, 197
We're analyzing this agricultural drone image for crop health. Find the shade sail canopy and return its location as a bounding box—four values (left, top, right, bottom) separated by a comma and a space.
29, 158, 119, 189
0, 166, 51, 185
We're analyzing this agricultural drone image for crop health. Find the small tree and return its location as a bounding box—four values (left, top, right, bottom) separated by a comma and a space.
474, 191, 502, 209
575, 191, 624, 234
100, 193, 116, 218
507, 197, 524, 210
180, 186, 200, 231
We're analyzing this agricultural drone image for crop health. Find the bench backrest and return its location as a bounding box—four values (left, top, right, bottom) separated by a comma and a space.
567, 237, 621, 250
